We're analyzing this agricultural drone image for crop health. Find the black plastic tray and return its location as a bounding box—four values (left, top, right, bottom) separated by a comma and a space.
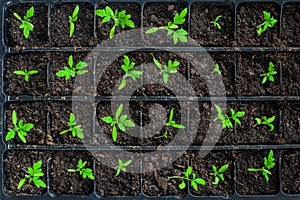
0, 0, 299, 199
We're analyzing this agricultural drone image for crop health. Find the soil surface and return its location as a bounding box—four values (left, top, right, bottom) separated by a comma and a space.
281, 53, 300, 96
281, 103, 300, 144
190, 151, 234, 197
50, 151, 94, 194
5, 102, 48, 145
4, 150, 49, 195
190, 3, 234, 46
50, 3, 95, 47
282, 3, 300, 46
235, 150, 279, 195
5, 53, 48, 96
6, 4, 48, 47
236, 3, 281, 47
282, 150, 300, 194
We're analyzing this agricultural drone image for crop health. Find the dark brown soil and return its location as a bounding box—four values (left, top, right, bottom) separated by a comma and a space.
96, 3, 141, 44
189, 53, 235, 97
5, 53, 48, 96
281, 53, 300, 96
190, 3, 234, 46
50, 151, 94, 194
282, 150, 300, 194
281, 103, 300, 144
50, 3, 95, 47
235, 150, 279, 195
190, 151, 234, 197
49, 52, 94, 96
236, 53, 282, 96
282, 3, 300, 46
4, 150, 49, 195
6, 4, 48, 47
5, 102, 47, 145
235, 102, 282, 145
236, 3, 281, 47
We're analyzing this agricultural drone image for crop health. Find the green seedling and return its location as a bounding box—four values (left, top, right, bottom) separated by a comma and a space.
6, 110, 34, 143
169, 166, 206, 191
14, 6, 34, 39
118, 55, 142, 90
95, 6, 135, 39
18, 160, 46, 189
248, 150, 275, 182
155, 131, 168, 139
115, 159, 132, 176
13, 69, 38, 82
153, 58, 180, 85
214, 104, 245, 129
254, 116, 275, 132
210, 164, 229, 185
102, 104, 135, 142
146, 8, 188, 44
69, 5, 79, 37
59, 113, 84, 139
257, 11, 277, 36
56, 55, 88, 80
213, 64, 222, 75
260, 61, 277, 84
210, 15, 222, 30
68, 159, 94, 180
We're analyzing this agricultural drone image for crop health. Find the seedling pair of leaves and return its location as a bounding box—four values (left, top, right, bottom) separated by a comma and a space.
60, 113, 84, 139
102, 104, 135, 142
210, 164, 229, 185
210, 15, 222, 30
248, 150, 275, 182
14, 69, 38, 82
260, 61, 277, 84
115, 159, 132, 176
6, 110, 34, 143
254, 116, 275, 132
213, 64, 222, 75
155, 108, 185, 139
18, 160, 46, 189
153, 58, 181, 85
169, 166, 206, 191
214, 104, 245, 129
257, 11, 277, 36
14, 6, 34, 39
56, 55, 88, 80
68, 159, 94, 180
118, 55, 142, 90
146, 8, 188, 44
95, 6, 135, 38
69, 5, 79, 37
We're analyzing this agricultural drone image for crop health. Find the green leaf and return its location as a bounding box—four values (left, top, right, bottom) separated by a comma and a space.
56, 70, 68, 77
172, 123, 185, 129
59, 129, 69, 135
180, 8, 188, 18
115, 104, 123, 119
178, 181, 186, 189
77, 70, 88, 75
118, 79, 127, 90
34, 179, 46, 188
123, 160, 132, 166
123, 120, 135, 127
247, 168, 259, 172
146, 27, 159, 34
109, 25, 116, 39
263, 11, 271, 20
76, 61, 88, 69
68, 169, 77, 172
18, 178, 26, 189
153, 58, 162, 70
18, 132, 27, 143
163, 73, 169, 84
118, 123, 126, 132
257, 27, 263, 36
219, 164, 229, 172
26, 6, 35, 19
191, 181, 198, 191
70, 113, 75, 123
33, 160, 42, 170
12, 111, 17, 126
212, 176, 220, 185
5, 129, 16, 141
119, 115, 127, 122
68, 55, 73, 68
28, 70, 38, 75
169, 108, 174, 122
194, 178, 206, 185
14, 13, 22, 21
72, 5, 79, 18
268, 124, 274, 132
112, 125, 117, 142
14, 70, 26, 75
266, 116, 275, 123
102, 116, 114, 124
23, 28, 30, 39
126, 20, 135, 28
105, 6, 114, 16
235, 111, 245, 117
70, 22, 75, 37
95, 9, 106, 17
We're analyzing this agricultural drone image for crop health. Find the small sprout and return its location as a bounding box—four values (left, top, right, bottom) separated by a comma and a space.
116, 159, 132, 176
166, 108, 185, 128
213, 64, 222, 75
95, 6, 135, 39
210, 15, 222, 30
154, 131, 168, 139
118, 55, 142, 90
56, 55, 88, 80
247, 150, 275, 182
68, 159, 94, 180
254, 116, 275, 132
153, 58, 180, 85
69, 5, 79, 37
18, 160, 46, 189
260, 61, 277, 84
102, 104, 135, 142
14, 6, 34, 39
59, 113, 84, 139
146, 8, 188, 44
13, 69, 38, 82
169, 166, 206, 191
6, 110, 34, 143
257, 11, 277, 36
210, 164, 229, 185
214, 104, 245, 129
